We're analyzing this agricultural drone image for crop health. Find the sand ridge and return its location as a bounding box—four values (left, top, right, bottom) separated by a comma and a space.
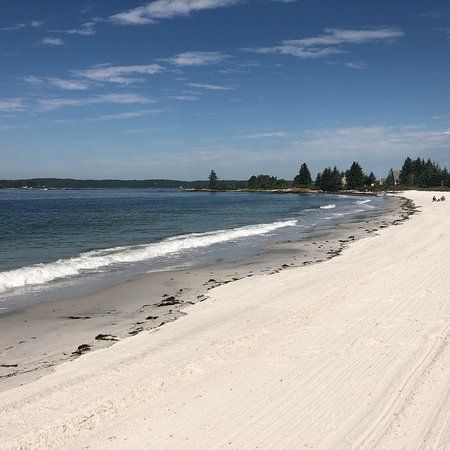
0, 191, 448, 449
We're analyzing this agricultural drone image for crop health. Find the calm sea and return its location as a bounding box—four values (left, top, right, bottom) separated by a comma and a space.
0, 189, 386, 310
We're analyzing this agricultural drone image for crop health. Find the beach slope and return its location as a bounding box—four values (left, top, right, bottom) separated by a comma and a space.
0, 191, 448, 449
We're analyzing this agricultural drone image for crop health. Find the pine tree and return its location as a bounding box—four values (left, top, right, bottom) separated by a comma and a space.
399, 156, 413, 185
331, 166, 343, 191
319, 167, 342, 192
385, 169, 395, 186
208, 170, 219, 190
315, 172, 322, 188
293, 163, 312, 187
345, 162, 365, 189
365, 172, 376, 186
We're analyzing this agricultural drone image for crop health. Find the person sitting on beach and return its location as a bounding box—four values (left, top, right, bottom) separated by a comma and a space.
441, 196, 446, 201
432, 196, 437, 202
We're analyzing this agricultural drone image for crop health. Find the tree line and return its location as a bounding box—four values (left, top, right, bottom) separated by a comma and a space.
208, 156, 449, 191
398, 157, 449, 188
209, 162, 377, 192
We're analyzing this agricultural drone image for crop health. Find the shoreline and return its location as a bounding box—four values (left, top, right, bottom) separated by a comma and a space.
183, 187, 380, 195
0, 195, 415, 392
0, 191, 447, 448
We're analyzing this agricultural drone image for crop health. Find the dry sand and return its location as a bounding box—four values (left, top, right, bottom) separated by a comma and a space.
0, 191, 448, 449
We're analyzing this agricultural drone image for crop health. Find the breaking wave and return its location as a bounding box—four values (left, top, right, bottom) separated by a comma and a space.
0, 220, 297, 294
320, 204, 336, 209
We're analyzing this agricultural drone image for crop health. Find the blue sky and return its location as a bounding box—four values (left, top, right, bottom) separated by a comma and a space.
1, 0, 449, 180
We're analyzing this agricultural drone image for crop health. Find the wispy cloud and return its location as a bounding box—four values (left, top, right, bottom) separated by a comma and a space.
0, 98, 25, 112
23, 76, 91, 90
187, 82, 234, 90
73, 63, 163, 84
417, 11, 450, 19
291, 125, 450, 163
246, 45, 343, 59
170, 95, 199, 101
38, 93, 156, 111
283, 28, 405, 47
345, 61, 368, 69
110, 0, 240, 25
243, 131, 290, 138
31, 20, 45, 28
86, 109, 164, 121
245, 28, 405, 59
162, 51, 228, 66
50, 21, 97, 36
41, 37, 64, 46
47, 78, 91, 90
1, 20, 44, 31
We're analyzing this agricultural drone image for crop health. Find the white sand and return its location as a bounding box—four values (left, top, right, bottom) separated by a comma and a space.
0, 191, 448, 449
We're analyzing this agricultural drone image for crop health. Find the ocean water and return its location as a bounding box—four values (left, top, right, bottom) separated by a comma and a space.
0, 189, 386, 310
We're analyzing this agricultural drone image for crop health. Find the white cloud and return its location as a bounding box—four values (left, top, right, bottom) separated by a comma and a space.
243, 131, 290, 138
23, 76, 91, 90
73, 63, 163, 84
291, 126, 450, 166
162, 51, 228, 66
41, 37, 64, 46
86, 109, 164, 121
22, 76, 42, 86
170, 95, 199, 101
1, 20, 43, 31
110, 0, 240, 25
345, 61, 368, 69
187, 82, 233, 90
0, 23, 26, 31
38, 93, 155, 110
251, 45, 344, 59
0, 98, 25, 112
245, 28, 404, 60
283, 28, 405, 47
48, 78, 91, 90
51, 21, 97, 36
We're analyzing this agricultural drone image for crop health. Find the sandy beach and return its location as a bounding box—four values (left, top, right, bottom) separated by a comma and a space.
0, 195, 407, 391
0, 190, 448, 448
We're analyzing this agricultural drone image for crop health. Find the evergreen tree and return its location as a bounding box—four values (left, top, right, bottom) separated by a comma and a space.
208, 170, 219, 190
345, 162, 366, 189
246, 174, 278, 189
365, 172, 376, 186
293, 163, 312, 187
385, 168, 395, 186
315, 172, 322, 188
276, 178, 288, 189
319, 166, 342, 192
248, 175, 257, 189
399, 156, 413, 185
331, 166, 343, 191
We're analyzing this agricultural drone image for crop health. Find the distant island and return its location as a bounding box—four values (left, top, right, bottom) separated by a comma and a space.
0, 178, 215, 190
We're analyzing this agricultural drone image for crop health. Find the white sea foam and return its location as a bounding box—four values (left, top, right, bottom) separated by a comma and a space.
356, 199, 372, 205
320, 204, 336, 209
0, 219, 297, 294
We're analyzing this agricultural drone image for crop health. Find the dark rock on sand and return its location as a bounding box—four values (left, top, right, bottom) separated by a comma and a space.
72, 344, 91, 356
95, 334, 118, 341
